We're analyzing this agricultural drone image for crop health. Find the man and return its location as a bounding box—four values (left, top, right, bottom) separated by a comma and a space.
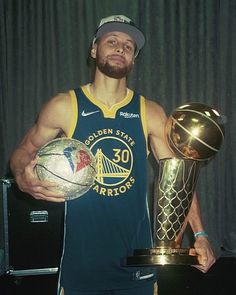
10, 15, 215, 295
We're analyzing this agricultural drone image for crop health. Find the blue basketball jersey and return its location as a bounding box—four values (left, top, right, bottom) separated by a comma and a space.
59, 85, 154, 291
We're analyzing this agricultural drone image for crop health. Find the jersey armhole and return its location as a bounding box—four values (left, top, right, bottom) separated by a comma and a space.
140, 96, 149, 156
67, 90, 78, 138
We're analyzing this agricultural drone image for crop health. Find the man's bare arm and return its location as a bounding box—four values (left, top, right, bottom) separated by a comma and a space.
10, 92, 72, 202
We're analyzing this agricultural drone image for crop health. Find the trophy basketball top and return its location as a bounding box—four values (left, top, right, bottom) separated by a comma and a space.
165, 102, 225, 161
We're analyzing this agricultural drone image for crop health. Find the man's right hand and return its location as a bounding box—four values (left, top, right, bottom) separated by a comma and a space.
15, 158, 66, 203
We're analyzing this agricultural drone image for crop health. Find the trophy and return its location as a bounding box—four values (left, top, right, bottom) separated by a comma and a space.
127, 102, 225, 266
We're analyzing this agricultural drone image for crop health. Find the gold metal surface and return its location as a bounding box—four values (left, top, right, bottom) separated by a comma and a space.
127, 158, 201, 266
153, 158, 201, 246
126, 103, 225, 267
126, 247, 198, 266
165, 103, 225, 161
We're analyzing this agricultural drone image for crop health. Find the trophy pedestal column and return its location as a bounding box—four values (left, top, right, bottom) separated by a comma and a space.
126, 158, 202, 267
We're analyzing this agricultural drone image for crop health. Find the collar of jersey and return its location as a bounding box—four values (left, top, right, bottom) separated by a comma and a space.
81, 84, 134, 119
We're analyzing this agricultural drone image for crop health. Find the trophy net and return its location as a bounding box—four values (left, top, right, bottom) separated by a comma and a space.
126, 157, 202, 266
154, 158, 200, 246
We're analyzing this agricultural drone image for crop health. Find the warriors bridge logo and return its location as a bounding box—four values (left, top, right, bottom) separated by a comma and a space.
84, 129, 135, 197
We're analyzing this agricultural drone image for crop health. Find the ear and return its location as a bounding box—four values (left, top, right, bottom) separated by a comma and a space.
91, 44, 97, 59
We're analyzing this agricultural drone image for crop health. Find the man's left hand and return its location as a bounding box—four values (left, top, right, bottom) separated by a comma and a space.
191, 236, 216, 273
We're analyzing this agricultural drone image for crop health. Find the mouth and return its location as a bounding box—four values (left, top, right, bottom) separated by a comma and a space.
107, 55, 126, 65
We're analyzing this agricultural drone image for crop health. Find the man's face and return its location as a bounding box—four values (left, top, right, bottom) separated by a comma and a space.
92, 31, 136, 79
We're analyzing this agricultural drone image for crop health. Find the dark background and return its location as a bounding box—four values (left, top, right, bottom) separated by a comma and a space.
0, 0, 236, 294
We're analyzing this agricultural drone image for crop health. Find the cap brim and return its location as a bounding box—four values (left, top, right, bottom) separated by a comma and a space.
95, 22, 145, 51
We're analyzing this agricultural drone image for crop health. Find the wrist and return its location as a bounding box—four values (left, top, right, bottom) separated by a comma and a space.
194, 231, 209, 239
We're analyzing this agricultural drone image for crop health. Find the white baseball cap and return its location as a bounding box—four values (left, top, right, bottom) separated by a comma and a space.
92, 15, 145, 57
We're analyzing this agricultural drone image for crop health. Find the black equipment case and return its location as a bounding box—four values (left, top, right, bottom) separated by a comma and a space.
0, 178, 65, 276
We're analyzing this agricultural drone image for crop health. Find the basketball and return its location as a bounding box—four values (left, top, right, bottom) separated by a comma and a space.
34, 138, 97, 200
165, 102, 225, 161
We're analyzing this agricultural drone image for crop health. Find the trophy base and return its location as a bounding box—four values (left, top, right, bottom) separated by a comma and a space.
126, 247, 198, 266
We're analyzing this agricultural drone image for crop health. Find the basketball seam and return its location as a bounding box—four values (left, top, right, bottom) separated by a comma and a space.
35, 163, 93, 187
172, 117, 220, 152
176, 109, 225, 139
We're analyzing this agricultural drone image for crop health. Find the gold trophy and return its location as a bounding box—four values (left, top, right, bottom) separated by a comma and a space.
127, 102, 225, 266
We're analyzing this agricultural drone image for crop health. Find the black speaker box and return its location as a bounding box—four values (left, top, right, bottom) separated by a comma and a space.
0, 178, 64, 276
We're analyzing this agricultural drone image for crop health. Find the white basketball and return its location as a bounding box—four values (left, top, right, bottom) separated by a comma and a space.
34, 138, 97, 200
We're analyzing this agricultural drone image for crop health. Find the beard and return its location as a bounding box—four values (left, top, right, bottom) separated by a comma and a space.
96, 54, 133, 79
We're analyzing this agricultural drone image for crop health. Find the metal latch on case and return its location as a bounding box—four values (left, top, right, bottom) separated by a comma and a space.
30, 210, 49, 223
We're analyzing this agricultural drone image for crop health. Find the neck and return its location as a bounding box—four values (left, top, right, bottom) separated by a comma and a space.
90, 69, 128, 108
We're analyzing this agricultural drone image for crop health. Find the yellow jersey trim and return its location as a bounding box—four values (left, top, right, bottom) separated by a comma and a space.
140, 96, 149, 156
81, 84, 134, 118
67, 90, 78, 138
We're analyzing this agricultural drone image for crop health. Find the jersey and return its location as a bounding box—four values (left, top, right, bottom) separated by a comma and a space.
59, 84, 154, 292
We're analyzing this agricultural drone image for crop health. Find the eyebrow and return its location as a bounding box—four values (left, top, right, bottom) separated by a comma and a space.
105, 33, 135, 45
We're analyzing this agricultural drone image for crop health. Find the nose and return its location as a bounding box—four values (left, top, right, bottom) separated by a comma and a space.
115, 42, 125, 54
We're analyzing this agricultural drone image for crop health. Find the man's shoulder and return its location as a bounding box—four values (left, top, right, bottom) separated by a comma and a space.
144, 97, 164, 111
53, 84, 86, 99
43, 91, 75, 114
144, 98, 167, 127
51, 91, 71, 100
129, 91, 165, 117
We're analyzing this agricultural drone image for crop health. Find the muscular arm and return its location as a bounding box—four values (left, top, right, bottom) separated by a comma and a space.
145, 98, 215, 272
10, 92, 73, 201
